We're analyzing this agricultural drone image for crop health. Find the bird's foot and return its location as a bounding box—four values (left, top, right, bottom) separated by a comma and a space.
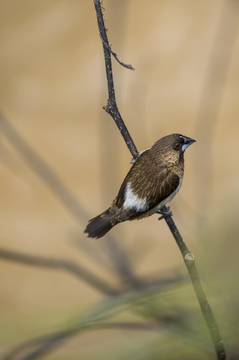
157, 207, 173, 221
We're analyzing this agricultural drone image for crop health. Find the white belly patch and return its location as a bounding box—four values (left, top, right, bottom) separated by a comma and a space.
124, 178, 182, 213
124, 182, 149, 212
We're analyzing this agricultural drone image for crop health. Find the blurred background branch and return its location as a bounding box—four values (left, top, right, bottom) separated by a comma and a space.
0, 112, 140, 286
2, 278, 209, 360
0, 247, 118, 296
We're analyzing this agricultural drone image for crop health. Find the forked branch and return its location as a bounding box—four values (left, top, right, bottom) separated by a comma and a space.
93, 0, 138, 160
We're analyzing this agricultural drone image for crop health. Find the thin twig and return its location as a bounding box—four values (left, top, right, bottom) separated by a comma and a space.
99, 32, 135, 70
93, 0, 138, 159
93, 1, 226, 359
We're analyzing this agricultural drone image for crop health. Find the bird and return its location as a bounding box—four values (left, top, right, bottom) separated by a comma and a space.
84, 133, 196, 239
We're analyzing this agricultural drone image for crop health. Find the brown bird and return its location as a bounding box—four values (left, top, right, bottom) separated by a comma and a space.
84, 134, 195, 239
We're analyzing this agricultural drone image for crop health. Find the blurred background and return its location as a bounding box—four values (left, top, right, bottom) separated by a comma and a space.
0, 0, 239, 359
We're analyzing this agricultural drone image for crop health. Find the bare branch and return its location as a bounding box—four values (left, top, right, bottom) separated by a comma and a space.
163, 216, 226, 358
0, 246, 186, 296
2, 322, 160, 360
0, 247, 118, 296
93, 1, 226, 359
0, 113, 88, 224
2, 274, 189, 360
93, 0, 138, 159
0, 113, 139, 287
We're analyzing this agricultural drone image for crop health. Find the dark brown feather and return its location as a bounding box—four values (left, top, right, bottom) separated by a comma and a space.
126, 171, 180, 220
84, 214, 113, 239
116, 148, 180, 215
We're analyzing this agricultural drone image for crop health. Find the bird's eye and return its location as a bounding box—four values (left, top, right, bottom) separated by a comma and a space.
174, 143, 181, 150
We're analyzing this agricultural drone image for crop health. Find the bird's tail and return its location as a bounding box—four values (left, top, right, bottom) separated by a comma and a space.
84, 210, 117, 239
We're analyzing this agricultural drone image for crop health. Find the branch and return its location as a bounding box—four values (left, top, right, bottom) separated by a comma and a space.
93, 0, 138, 160
93, 1, 226, 359
2, 272, 190, 360
0, 113, 140, 288
0, 247, 118, 296
0, 113, 88, 224
163, 216, 226, 358
0, 246, 186, 298
2, 322, 161, 360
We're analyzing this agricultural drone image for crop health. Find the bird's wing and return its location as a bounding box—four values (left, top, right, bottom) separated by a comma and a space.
129, 170, 180, 220
149, 170, 180, 208
116, 150, 180, 213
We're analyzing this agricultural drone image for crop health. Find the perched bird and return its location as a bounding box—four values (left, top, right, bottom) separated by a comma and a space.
84, 134, 195, 239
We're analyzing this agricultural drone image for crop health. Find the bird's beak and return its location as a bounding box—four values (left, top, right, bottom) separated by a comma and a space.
181, 136, 196, 152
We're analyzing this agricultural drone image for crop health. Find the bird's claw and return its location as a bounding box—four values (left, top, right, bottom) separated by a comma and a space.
157, 207, 173, 221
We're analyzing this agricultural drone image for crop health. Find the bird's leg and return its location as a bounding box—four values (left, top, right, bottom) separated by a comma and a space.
157, 206, 173, 221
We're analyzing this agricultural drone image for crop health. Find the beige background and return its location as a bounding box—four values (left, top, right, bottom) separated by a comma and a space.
0, 0, 239, 358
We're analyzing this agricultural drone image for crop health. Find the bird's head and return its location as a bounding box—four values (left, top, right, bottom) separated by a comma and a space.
151, 134, 196, 166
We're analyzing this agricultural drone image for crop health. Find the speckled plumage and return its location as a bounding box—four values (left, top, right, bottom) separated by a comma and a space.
85, 134, 195, 239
